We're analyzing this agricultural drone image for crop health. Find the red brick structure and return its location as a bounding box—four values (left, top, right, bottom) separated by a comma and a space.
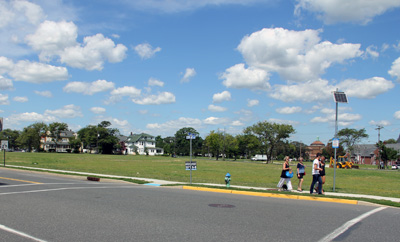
308, 140, 325, 161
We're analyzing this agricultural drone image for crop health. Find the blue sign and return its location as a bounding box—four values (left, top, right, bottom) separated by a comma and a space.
332, 138, 339, 149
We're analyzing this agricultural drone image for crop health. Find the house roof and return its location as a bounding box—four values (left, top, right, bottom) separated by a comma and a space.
127, 133, 155, 143
386, 143, 400, 152
310, 140, 324, 146
352, 144, 377, 157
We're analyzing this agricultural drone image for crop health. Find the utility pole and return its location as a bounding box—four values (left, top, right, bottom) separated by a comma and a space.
376, 125, 383, 169
376, 125, 383, 142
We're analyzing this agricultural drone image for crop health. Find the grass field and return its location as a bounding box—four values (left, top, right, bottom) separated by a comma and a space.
3, 152, 400, 198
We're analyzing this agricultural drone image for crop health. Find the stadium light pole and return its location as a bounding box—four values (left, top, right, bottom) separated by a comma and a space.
333, 89, 348, 192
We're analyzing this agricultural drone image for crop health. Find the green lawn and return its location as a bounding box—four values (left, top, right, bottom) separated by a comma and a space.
3, 152, 400, 198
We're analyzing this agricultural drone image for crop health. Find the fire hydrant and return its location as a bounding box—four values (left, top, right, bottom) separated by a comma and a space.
225, 172, 231, 188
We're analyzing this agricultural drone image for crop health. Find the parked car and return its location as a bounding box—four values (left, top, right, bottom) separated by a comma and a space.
392, 164, 399, 170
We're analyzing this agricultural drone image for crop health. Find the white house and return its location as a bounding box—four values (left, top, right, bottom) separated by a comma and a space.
125, 133, 164, 155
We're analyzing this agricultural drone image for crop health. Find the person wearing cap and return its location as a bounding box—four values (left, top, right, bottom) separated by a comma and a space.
310, 153, 323, 195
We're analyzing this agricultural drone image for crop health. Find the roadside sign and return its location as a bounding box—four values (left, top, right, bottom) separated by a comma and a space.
1, 140, 8, 150
185, 161, 197, 171
332, 138, 339, 149
186, 132, 196, 140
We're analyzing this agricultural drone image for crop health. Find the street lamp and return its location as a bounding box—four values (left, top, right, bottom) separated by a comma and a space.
333, 89, 348, 192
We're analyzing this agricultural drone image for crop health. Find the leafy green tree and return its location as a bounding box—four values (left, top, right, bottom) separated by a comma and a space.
244, 121, 295, 163
174, 127, 199, 156
384, 138, 397, 144
205, 130, 223, 160
17, 122, 47, 152
68, 136, 81, 153
376, 141, 399, 169
162, 136, 175, 155
0, 129, 21, 150
77, 125, 98, 153
97, 121, 120, 154
337, 128, 369, 153
236, 133, 260, 158
224, 133, 238, 160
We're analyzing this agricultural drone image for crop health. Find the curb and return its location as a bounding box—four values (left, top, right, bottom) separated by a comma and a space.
183, 186, 358, 205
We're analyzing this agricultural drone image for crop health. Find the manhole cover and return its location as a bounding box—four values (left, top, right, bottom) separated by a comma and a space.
208, 204, 235, 208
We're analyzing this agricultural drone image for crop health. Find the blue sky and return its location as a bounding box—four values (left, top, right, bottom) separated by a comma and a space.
1, 0, 400, 146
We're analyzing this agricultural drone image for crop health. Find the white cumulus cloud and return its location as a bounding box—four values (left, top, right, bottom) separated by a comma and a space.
148, 78, 164, 87
276, 106, 302, 114
0, 94, 10, 105
90, 107, 106, 114
338, 77, 394, 99
220, 63, 270, 90
389, 57, 400, 82
34, 90, 52, 98
213, 91, 231, 103
134, 43, 161, 59
236, 28, 362, 82
247, 99, 259, 107
0, 76, 13, 90
26, 21, 127, 70
208, 104, 227, 112
394, 111, 400, 120
269, 79, 334, 103
132, 92, 176, 105
13, 96, 28, 103
63, 80, 115, 95
9, 60, 68, 83
44, 104, 83, 118
180, 68, 196, 83
295, 0, 400, 24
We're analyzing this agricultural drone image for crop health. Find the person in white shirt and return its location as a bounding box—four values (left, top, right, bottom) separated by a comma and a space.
310, 153, 323, 194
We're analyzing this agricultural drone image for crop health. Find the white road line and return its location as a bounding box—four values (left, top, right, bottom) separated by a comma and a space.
0, 186, 135, 196
319, 207, 386, 242
0, 224, 47, 242
0, 183, 100, 188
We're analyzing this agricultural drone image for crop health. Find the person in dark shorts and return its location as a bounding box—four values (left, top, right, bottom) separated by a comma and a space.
316, 156, 326, 194
296, 157, 306, 191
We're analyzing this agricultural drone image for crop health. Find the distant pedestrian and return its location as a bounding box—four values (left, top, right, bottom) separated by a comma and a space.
296, 157, 306, 192
277, 156, 293, 191
316, 156, 326, 194
310, 153, 323, 195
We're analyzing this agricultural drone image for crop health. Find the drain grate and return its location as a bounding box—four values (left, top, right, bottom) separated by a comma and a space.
208, 204, 235, 208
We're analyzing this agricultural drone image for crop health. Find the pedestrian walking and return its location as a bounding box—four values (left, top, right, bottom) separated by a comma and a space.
277, 156, 293, 191
296, 157, 306, 192
310, 153, 323, 195
316, 156, 326, 194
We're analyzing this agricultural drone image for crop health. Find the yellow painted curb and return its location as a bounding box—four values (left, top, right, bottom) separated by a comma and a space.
183, 186, 358, 205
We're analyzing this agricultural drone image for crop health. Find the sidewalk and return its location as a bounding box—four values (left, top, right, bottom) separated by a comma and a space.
6, 165, 400, 204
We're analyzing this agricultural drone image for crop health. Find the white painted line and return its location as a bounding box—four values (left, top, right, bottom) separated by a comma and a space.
0, 224, 47, 242
0, 186, 136, 196
319, 207, 386, 242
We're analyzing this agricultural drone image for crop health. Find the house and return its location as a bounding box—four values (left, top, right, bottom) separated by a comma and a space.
307, 139, 325, 161
125, 133, 164, 155
351, 144, 378, 165
351, 142, 400, 165
41, 130, 76, 153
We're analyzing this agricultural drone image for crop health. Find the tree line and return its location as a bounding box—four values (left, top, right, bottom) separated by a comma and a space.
1, 121, 397, 163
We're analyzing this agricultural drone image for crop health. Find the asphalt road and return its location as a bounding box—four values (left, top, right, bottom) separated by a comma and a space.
0, 168, 399, 242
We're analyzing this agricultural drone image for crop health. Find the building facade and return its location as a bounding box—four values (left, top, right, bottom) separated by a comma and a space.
125, 133, 164, 155
307, 140, 325, 161
41, 130, 76, 152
